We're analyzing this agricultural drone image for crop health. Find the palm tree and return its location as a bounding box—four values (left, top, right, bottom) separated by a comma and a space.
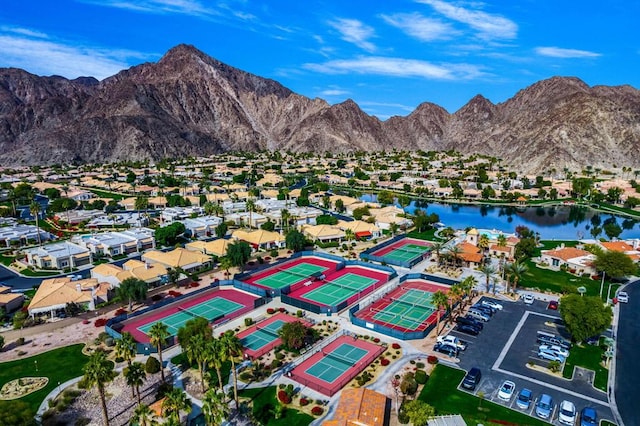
431, 290, 449, 336
246, 199, 255, 229
29, 201, 42, 246
459, 276, 477, 307
477, 234, 490, 253
209, 337, 226, 391
479, 264, 496, 293
203, 201, 215, 216
344, 229, 355, 242
162, 387, 192, 424
219, 256, 233, 279
497, 233, 507, 248
448, 283, 465, 317
184, 333, 211, 393
447, 245, 463, 268
134, 403, 158, 426
83, 350, 116, 426
202, 388, 229, 426
124, 362, 147, 404
430, 241, 444, 266
115, 332, 136, 367
506, 261, 528, 293
148, 322, 170, 382
220, 331, 243, 409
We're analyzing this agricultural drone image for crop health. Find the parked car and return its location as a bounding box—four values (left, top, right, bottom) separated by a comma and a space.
455, 315, 484, 330
433, 342, 459, 357
580, 407, 598, 426
536, 331, 572, 349
437, 335, 468, 351
471, 304, 494, 316
535, 394, 554, 419
456, 324, 480, 336
467, 309, 490, 322
481, 299, 503, 311
559, 400, 577, 425
516, 388, 533, 410
617, 291, 629, 303
539, 344, 570, 358
547, 300, 559, 310
497, 380, 516, 401
523, 294, 535, 305
462, 367, 482, 390
538, 348, 566, 362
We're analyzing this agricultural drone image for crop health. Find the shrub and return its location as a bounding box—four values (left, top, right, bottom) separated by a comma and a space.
114, 308, 126, 316
427, 355, 439, 365
410, 360, 416, 365
190, 281, 200, 288
416, 362, 425, 369
392, 343, 401, 350
373, 337, 380, 343
414, 369, 428, 384
299, 397, 310, 406
239, 372, 252, 381
145, 356, 161, 374
271, 359, 282, 369
548, 360, 561, 373
155, 382, 173, 399
275, 352, 285, 360
114, 356, 124, 363
380, 358, 390, 366
296, 310, 303, 317
311, 406, 324, 416
277, 390, 291, 404
285, 384, 294, 396
16, 337, 25, 346
104, 337, 115, 347
94, 318, 108, 327
267, 308, 275, 314
151, 294, 163, 302
279, 307, 286, 313
244, 317, 253, 327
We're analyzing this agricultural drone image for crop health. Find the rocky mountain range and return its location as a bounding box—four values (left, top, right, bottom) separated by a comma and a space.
1, 43, 639, 173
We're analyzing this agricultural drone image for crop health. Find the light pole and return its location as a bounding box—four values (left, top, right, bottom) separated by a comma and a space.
599, 271, 606, 299
34, 360, 38, 372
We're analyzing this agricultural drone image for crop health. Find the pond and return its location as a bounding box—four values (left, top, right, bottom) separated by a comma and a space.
360, 194, 640, 240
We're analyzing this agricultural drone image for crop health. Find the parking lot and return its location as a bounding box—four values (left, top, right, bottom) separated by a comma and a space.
442, 296, 614, 425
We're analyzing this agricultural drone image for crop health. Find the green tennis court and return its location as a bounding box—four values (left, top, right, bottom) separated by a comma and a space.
372, 288, 437, 329
305, 343, 369, 383
383, 243, 431, 263
241, 319, 286, 351
138, 297, 244, 337
302, 273, 377, 306
255, 262, 328, 289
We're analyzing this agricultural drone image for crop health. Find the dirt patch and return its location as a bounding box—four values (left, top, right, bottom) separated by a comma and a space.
0, 377, 49, 400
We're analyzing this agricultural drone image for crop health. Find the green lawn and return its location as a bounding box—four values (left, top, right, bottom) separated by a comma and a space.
562, 342, 609, 392
19, 269, 60, 277
0, 344, 89, 416
0, 253, 15, 266
418, 365, 549, 426
406, 228, 441, 241
518, 260, 601, 297
238, 386, 314, 426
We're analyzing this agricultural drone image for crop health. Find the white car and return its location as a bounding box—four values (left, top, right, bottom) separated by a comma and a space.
481, 300, 504, 311
558, 400, 577, 425
498, 380, 516, 401
617, 291, 629, 303
539, 344, 570, 358
523, 294, 535, 305
436, 335, 467, 351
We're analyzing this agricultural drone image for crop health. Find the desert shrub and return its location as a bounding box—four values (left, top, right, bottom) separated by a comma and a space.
285, 384, 294, 396
416, 362, 425, 369
104, 337, 115, 347
392, 342, 401, 350
114, 356, 124, 363
267, 308, 275, 314
414, 369, 428, 384
400, 372, 417, 396
75, 418, 91, 426
244, 317, 253, 327
94, 318, 108, 327
279, 307, 286, 313
373, 337, 380, 343
311, 406, 324, 416
299, 397, 309, 406
151, 294, 163, 302
145, 356, 161, 374
275, 352, 285, 360
380, 358, 390, 366
271, 359, 282, 369
277, 390, 291, 404
296, 310, 303, 317
239, 372, 252, 381
410, 360, 416, 365
115, 308, 126, 316
16, 337, 25, 346
427, 355, 439, 365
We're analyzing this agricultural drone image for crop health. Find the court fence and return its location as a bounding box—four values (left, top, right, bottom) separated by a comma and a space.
348, 273, 458, 340
359, 235, 429, 268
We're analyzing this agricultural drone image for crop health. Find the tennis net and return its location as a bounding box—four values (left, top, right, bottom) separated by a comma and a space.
324, 351, 356, 368
323, 278, 363, 293
277, 267, 312, 280
391, 295, 433, 310
177, 306, 204, 319
390, 245, 429, 256
256, 325, 280, 339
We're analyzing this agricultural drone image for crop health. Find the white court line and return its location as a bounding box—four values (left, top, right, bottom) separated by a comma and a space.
492, 310, 608, 407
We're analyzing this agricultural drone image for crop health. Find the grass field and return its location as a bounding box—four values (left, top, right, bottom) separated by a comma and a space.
406, 228, 441, 241
239, 386, 314, 426
0, 344, 89, 416
563, 342, 609, 392
418, 365, 549, 426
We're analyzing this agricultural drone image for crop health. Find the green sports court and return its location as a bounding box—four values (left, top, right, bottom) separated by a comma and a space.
253, 262, 328, 289
304, 343, 369, 383
371, 288, 437, 330
300, 273, 377, 306
137, 297, 244, 337
377, 243, 432, 264
240, 319, 285, 351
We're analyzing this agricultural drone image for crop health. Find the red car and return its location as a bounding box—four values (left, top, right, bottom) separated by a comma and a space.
547, 300, 559, 310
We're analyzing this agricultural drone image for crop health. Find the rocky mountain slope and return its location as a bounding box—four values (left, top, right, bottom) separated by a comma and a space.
1, 44, 639, 172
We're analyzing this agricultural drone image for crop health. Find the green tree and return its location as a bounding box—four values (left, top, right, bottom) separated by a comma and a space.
479, 264, 496, 293
277, 321, 309, 350
184, 333, 211, 393
315, 214, 338, 225
0, 400, 38, 426
514, 237, 537, 260
148, 322, 170, 382
117, 277, 148, 312
0, 335, 4, 351
162, 387, 192, 423
202, 388, 229, 426
593, 250, 636, 279
285, 229, 307, 252
377, 190, 394, 205
219, 256, 233, 278
431, 290, 449, 335
559, 294, 613, 342
115, 331, 137, 369
135, 196, 149, 211
334, 199, 345, 213
220, 331, 243, 409
133, 403, 158, 426
215, 222, 228, 238
505, 261, 528, 293
352, 206, 370, 220
603, 222, 623, 240
403, 399, 435, 426
261, 220, 276, 231
209, 337, 227, 391
124, 362, 147, 404
155, 222, 186, 246
29, 202, 42, 246
227, 240, 252, 271
177, 317, 212, 350
83, 350, 116, 426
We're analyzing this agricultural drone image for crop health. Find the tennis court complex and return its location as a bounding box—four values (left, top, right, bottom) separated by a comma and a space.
362, 237, 433, 267
241, 319, 285, 351
382, 243, 431, 264
306, 344, 368, 383
372, 289, 436, 329
301, 273, 377, 306
255, 262, 328, 289
138, 297, 244, 337
238, 313, 314, 359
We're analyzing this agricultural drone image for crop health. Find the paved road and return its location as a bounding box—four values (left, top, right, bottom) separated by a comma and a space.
615, 279, 640, 426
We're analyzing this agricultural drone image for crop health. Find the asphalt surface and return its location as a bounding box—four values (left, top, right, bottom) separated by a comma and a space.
448, 296, 614, 425
615, 279, 640, 426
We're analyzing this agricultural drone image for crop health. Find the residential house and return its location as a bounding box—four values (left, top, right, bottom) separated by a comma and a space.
24, 241, 92, 270
598, 240, 640, 263
92, 260, 168, 287
454, 242, 484, 269
160, 206, 204, 223
231, 229, 285, 250
337, 220, 382, 240
72, 228, 155, 258
368, 206, 413, 231
0, 285, 24, 313
27, 277, 110, 317
86, 212, 149, 228
185, 239, 231, 258
180, 216, 224, 238
301, 224, 345, 243
142, 248, 212, 273
0, 224, 52, 248
539, 246, 597, 275
225, 212, 268, 229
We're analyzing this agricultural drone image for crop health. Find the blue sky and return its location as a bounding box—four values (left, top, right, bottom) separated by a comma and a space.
0, 1, 637, 118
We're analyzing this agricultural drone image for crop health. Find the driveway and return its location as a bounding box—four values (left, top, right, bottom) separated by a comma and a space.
615, 279, 640, 426
449, 296, 614, 425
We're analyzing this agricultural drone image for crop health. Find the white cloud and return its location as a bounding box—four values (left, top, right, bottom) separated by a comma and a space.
328, 18, 376, 52
0, 33, 151, 80
380, 12, 456, 41
0, 26, 49, 39
304, 56, 484, 80
81, 0, 216, 17
319, 88, 350, 96
417, 0, 518, 40
535, 46, 601, 58
359, 101, 415, 113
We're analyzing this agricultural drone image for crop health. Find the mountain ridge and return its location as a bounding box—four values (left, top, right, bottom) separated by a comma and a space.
1, 43, 639, 172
